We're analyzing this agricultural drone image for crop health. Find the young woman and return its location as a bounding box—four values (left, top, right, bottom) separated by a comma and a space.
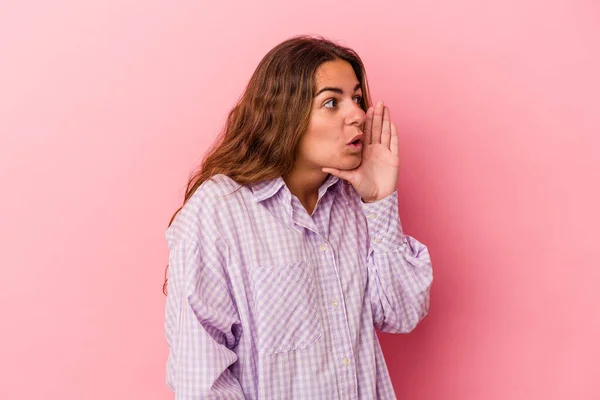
164, 35, 433, 399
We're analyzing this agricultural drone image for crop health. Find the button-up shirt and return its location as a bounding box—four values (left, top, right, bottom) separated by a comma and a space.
164, 173, 433, 399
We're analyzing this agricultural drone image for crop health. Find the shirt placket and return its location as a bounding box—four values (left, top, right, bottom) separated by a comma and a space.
310, 196, 359, 399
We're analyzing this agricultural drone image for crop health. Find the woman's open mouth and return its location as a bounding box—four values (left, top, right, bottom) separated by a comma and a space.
347, 133, 364, 152
347, 138, 363, 152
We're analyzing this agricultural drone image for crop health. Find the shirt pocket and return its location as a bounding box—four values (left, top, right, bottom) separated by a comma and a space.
250, 260, 322, 356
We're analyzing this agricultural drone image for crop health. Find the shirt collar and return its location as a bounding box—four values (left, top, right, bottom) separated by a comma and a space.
250, 174, 342, 203
317, 174, 342, 199
250, 176, 287, 203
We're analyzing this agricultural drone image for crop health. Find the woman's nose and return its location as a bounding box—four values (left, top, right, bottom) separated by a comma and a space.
346, 102, 366, 126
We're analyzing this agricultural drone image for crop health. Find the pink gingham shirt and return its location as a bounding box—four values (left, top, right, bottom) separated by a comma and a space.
164, 173, 433, 399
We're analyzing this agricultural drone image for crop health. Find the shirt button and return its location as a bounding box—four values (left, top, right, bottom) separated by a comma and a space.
367, 213, 377, 220
320, 243, 328, 251
343, 357, 351, 365
375, 237, 383, 243
332, 300, 339, 308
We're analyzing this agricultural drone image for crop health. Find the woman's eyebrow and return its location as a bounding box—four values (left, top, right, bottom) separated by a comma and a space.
315, 83, 362, 97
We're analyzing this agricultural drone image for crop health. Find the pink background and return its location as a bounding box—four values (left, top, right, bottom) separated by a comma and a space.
1, 0, 599, 399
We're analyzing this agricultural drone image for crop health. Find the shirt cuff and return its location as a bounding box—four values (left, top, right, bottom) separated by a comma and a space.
361, 191, 406, 252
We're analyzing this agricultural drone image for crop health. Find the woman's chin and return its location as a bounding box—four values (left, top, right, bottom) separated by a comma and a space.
329, 158, 362, 172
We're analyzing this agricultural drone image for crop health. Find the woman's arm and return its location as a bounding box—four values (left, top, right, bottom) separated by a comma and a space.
362, 191, 433, 333
165, 205, 244, 399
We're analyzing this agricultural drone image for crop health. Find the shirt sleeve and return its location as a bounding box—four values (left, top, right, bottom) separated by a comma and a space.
361, 191, 433, 333
164, 212, 244, 398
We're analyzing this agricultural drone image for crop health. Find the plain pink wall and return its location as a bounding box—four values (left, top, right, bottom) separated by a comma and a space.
1, 0, 598, 399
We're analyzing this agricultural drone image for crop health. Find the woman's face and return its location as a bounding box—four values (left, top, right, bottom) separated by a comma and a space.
295, 59, 367, 173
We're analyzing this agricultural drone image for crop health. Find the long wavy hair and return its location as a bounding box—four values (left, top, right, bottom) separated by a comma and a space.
163, 35, 372, 295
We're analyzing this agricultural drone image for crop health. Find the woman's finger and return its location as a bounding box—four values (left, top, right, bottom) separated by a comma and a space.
322, 167, 354, 183
371, 101, 384, 144
363, 106, 373, 145
390, 122, 399, 158
381, 106, 391, 149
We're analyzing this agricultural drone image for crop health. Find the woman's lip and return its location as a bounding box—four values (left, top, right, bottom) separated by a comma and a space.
347, 132, 364, 144
347, 142, 363, 151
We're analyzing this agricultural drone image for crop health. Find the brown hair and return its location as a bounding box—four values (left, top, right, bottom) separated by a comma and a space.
163, 35, 371, 295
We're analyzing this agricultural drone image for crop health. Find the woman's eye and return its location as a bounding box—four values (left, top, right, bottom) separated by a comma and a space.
324, 99, 338, 108
323, 96, 362, 109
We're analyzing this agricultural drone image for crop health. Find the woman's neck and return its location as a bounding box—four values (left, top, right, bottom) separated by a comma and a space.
283, 167, 328, 215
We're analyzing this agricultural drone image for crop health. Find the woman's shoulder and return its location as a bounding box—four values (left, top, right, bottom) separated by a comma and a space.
189, 174, 243, 203
165, 174, 245, 245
